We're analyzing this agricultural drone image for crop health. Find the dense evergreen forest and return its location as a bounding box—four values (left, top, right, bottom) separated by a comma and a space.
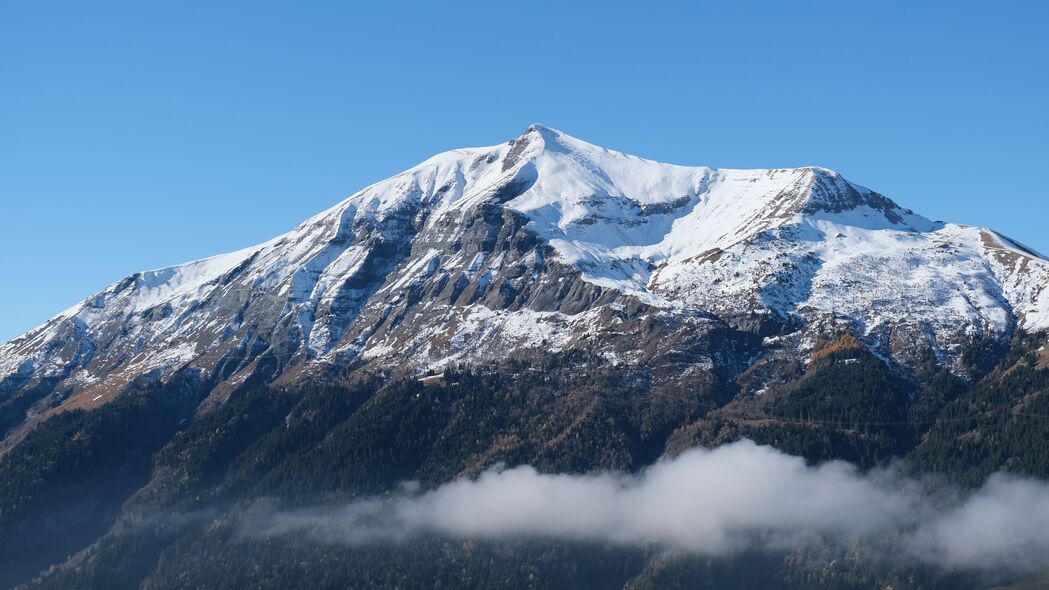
1, 332, 1048, 589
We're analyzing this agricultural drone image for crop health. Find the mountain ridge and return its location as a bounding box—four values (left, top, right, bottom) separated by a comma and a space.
2, 125, 1048, 444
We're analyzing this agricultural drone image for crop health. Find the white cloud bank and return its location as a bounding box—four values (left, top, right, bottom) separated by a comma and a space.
241, 440, 1049, 576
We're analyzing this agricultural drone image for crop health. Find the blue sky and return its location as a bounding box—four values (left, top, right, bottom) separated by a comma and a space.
1, 0, 1046, 343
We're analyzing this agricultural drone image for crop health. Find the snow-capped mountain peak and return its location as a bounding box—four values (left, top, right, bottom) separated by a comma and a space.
2, 126, 1047, 431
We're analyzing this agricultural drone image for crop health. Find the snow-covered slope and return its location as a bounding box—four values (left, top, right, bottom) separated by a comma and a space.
2, 125, 1048, 428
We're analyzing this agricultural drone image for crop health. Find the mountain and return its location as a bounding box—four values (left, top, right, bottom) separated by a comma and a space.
2, 125, 1046, 435
2, 126, 1049, 589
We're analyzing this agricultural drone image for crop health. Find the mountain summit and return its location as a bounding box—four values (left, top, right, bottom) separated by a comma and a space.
2, 125, 1048, 438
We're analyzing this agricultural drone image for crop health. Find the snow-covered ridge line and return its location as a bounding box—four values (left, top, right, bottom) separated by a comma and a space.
2, 124, 902, 348
1, 124, 1047, 417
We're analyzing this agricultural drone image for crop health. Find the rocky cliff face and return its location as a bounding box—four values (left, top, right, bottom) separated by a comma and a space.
2, 125, 1047, 443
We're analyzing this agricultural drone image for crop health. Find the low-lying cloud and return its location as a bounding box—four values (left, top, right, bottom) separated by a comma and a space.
241, 440, 1049, 576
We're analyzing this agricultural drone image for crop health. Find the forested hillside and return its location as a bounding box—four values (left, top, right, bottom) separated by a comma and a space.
1, 331, 1046, 589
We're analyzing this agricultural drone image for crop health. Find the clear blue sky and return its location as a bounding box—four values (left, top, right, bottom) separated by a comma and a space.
1, 1, 1047, 343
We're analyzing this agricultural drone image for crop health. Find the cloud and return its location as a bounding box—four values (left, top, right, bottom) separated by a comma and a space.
907, 474, 1049, 573
240, 440, 1049, 577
